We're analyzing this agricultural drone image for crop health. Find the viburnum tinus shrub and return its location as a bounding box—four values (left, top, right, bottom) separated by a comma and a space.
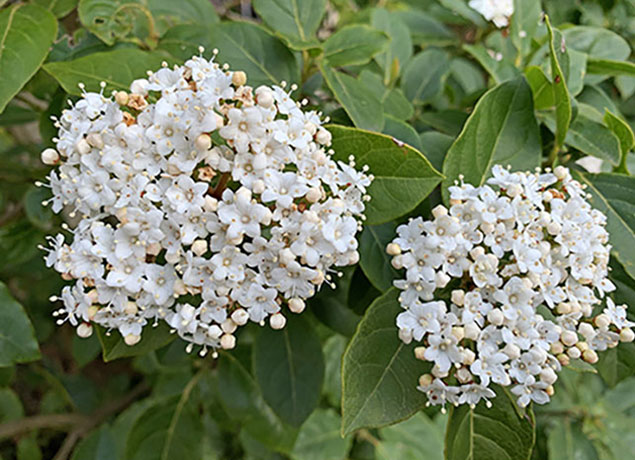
388, 165, 634, 410
38, 51, 371, 356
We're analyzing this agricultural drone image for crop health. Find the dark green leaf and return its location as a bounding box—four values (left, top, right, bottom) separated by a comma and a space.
322, 25, 389, 67
290, 409, 352, 460
358, 70, 413, 121
525, 66, 554, 110
0, 282, 40, 367
158, 25, 213, 62
0, 387, 24, 422
547, 418, 599, 460
252, 0, 325, 50
546, 16, 572, 149
96, 322, 175, 362
383, 116, 423, 151
341, 288, 429, 435
253, 315, 324, 426
321, 66, 384, 131
310, 268, 363, 337
587, 59, 635, 77
604, 109, 634, 172
463, 44, 519, 84
210, 22, 300, 88
394, 10, 454, 46
359, 223, 399, 293
0, 4, 57, 113
402, 49, 450, 105
450, 58, 486, 95
34, 0, 78, 18
376, 413, 445, 460
442, 77, 541, 203
329, 125, 443, 225
510, 0, 542, 58
445, 385, 535, 460
420, 131, 453, 172
71, 425, 116, 460
371, 9, 413, 83
44, 49, 168, 95
437, 0, 486, 26
596, 343, 635, 387
323, 334, 347, 408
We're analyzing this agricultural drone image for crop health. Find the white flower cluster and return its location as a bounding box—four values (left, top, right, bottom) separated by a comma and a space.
39, 50, 372, 355
387, 166, 634, 410
468, 0, 514, 28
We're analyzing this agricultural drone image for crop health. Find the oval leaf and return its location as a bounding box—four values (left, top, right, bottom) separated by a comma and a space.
0, 4, 57, 112
253, 315, 325, 426
442, 76, 541, 203
322, 25, 389, 67
329, 125, 443, 225
291, 409, 352, 460
402, 49, 450, 105
252, 0, 325, 49
0, 282, 40, 366
341, 288, 429, 435
359, 223, 400, 293
96, 322, 175, 362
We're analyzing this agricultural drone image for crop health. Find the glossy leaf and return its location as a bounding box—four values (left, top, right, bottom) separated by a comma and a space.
572, 172, 635, 279
359, 222, 400, 293
252, 0, 325, 49
0, 282, 40, 367
546, 16, 572, 149
322, 25, 388, 67
320, 66, 384, 131
290, 409, 351, 460
253, 315, 324, 426
44, 49, 168, 94
0, 4, 57, 113
329, 125, 443, 225
210, 22, 300, 88
341, 288, 429, 435
402, 49, 451, 105
96, 322, 175, 362
445, 385, 535, 460
442, 77, 541, 203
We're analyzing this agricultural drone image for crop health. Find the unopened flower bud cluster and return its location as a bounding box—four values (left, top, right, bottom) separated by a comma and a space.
387, 165, 633, 410
40, 51, 372, 355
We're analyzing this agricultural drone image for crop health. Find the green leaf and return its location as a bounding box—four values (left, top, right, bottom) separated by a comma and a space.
371, 9, 413, 83
0, 387, 24, 422
563, 26, 630, 61
546, 16, 572, 150
587, 59, 635, 77
341, 288, 429, 436
358, 70, 413, 121
442, 76, 541, 203
596, 343, 635, 387
34, 0, 78, 18
323, 335, 347, 408
359, 223, 399, 293
322, 25, 389, 67
525, 66, 554, 110
547, 418, 599, 460
0, 4, 57, 113
252, 0, 325, 50
571, 172, 635, 280
78, 0, 219, 46
383, 116, 423, 151
329, 125, 442, 225
450, 58, 486, 95
445, 385, 535, 460
158, 25, 213, 62
437, 0, 486, 26
604, 109, 634, 173
24, 186, 54, 231
402, 49, 450, 105
43, 49, 168, 95
510, 0, 542, 58
394, 10, 454, 47
376, 413, 445, 460
126, 374, 204, 460
290, 409, 352, 460
320, 66, 384, 131
0, 282, 40, 367
420, 131, 453, 172
71, 425, 116, 460
210, 22, 300, 88
217, 352, 298, 452
253, 315, 324, 426
463, 44, 519, 84
96, 322, 175, 362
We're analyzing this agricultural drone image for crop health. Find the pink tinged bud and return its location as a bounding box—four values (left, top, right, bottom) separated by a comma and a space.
41, 148, 60, 165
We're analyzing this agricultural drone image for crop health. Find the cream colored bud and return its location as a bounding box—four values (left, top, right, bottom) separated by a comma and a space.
451, 289, 465, 306
578, 322, 595, 338
391, 255, 404, 270
220, 333, 236, 350
594, 314, 610, 329
316, 128, 332, 145
582, 349, 598, 364
270, 313, 286, 330
480, 222, 495, 234
487, 308, 504, 326
76, 323, 93, 338
86, 289, 99, 304
418, 374, 433, 387
435, 271, 450, 288
231, 308, 249, 326
173, 279, 187, 296
456, 367, 472, 384
560, 330, 578, 347
146, 242, 162, 256
256, 87, 274, 108
557, 353, 570, 366
398, 328, 413, 344
41, 148, 60, 165
86, 133, 104, 149
576, 341, 589, 352
114, 91, 129, 105
431, 364, 449, 379
550, 341, 564, 355
252, 179, 265, 194
76, 138, 91, 155
195, 133, 212, 152
554, 165, 568, 180
311, 270, 325, 285
546, 385, 555, 396
130, 79, 147, 95
464, 322, 480, 340
620, 328, 635, 343
547, 221, 562, 235
462, 348, 476, 365
221, 319, 237, 334
280, 248, 295, 265
432, 205, 448, 218
386, 243, 401, 256
165, 251, 181, 264
414, 346, 426, 360
451, 326, 465, 341
232, 71, 247, 87
204, 196, 218, 212
503, 343, 521, 360
124, 334, 141, 346
124, 301, 138, 315
470, 246, 485, 259
540, 367, 557, 385
306, 187, 322, 203
214, 112, 224, 128
567, 346, 581, 359
192, 239, 208, 256
288, 298, 305, 314
556, 302, 571, 315
507, 183, 522, 197
87, 306, 99, 320
348, 251, 360, 265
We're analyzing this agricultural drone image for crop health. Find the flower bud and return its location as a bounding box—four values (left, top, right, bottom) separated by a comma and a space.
547, 222, 561, 235
432, 205, 448, 218
270, 313, 286, 330
76, 138, 91, 155
487, 308, 504, 326
582, 349, 598, 364
255, 86, 274, 108
550, 342, 564, 355
114, 91, 129, 105
462, 348, 476, 365
554, 165, 568, 180
560, 330, 578, 347
567, 346, 581, 359
130, 79, 148, 96
204, 196, 218, 212
620, 328, 635, 343
578, 322, 595, 338
398, 328, 413, 344
41, 148, 60, 165
220, 333, 236, 350
464, 322, 480, 340
451, 327, 465, 342
418, 374, 433, 387
431, 364, 448, 379
195, 133, 212, 151
540, 367, 557, 385
386, 243, 401, 256
414, 346, 426, 360
231, 308, 249, 326
557, 353, 570, 366
435, 271, 450, 288
456, 367, 472, 383
232, 71, 247, 87
594, 314, 610, 329
576, 341, 589, 352
86, 133, 104, 149
451, 289, 465, 306
306, 187, 322, 203
288, 298, 305, 314
221, 318, 237, 334
124, 334, 141, 346
391, 255, 404, 270
556, 302, 571, 314
503, 343, 521, 360
546, 385, 555, 396
124, 301, 138, 315
77, 323, 93, 338
191, 239, 208, 256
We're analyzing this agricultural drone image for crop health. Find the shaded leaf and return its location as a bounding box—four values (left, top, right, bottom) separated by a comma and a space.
252, 0, 325, 49
376, 413, 445, 460
359, 222, 399, 293
371, 9, 413, 83
547, 419, 599, 460
291, 409, 352, 460
402, 49, 450, 105
0, 282, 40, 367
322, 25, 388, 67
546, 16, 572, 149
96, 322, 175, 362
